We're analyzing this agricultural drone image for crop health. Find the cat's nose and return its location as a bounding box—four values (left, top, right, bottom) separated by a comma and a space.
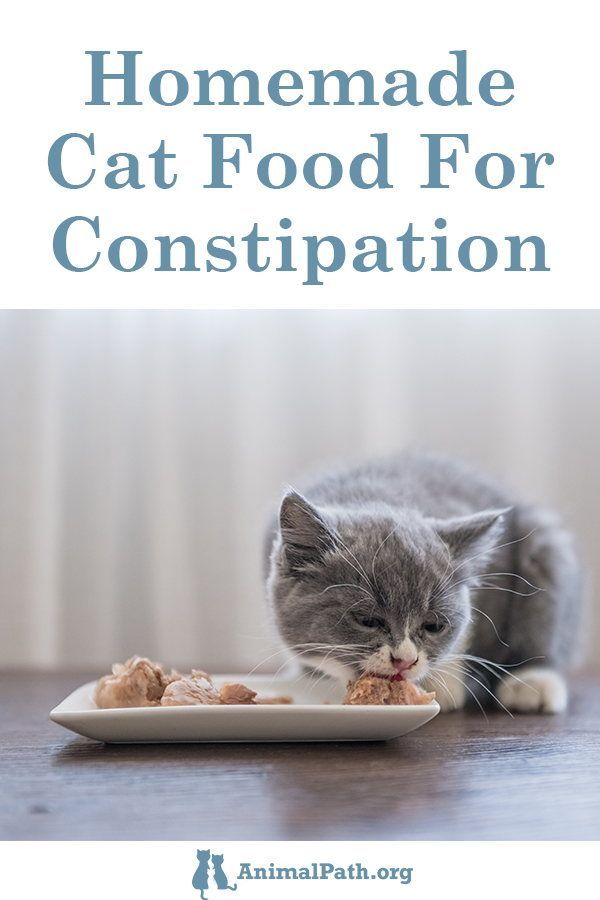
391, 656, 418, 673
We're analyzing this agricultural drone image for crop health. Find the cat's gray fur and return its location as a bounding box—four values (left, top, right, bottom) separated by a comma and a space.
265, 451, 582, 713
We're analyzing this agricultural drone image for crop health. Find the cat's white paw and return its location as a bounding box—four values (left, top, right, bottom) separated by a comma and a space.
496, 666, 567, 714
422, 674, 466, 712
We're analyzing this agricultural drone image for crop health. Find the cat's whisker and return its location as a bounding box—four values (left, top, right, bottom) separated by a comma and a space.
448, 651, 545, 671
429, 558, 460, 602
447, 570, 544, 594
293, 642, 372, 654
434, 663, 489, 720
448, 528, 539, 577
246, 645, 306, 676
286, 659, 326, 688
477, 583, 543, 597
433, 549, 543, 606
444, 659, 514, 717
315, 583, 375, 598
270, 647, 337, 679
339, 556, 371, 590
272, 657, 300, 680
431, 668, 455, 702
426, 671, 458, 710
332, 534, 375, 595
470, 606, 510, 648
459, 659, 527, 712
297, 645, 361, 687
307, 663, 345, 690
280, 655, 346, 689
371, 522, 401, 593
272, 645, 359, 680
445, 652, 545, 692
289, 641, 371, 651
331, 598, 371, 627
246, 641, 370, 677
436, 611, 453, 628
438, 661, 497, 718
478, 571, 544, 590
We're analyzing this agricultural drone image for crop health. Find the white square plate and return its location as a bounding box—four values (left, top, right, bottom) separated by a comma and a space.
49, 674, 440, 743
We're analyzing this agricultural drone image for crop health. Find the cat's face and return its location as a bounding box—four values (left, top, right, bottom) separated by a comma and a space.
197, 850, 210, 861
268, 491, 505, 684
211, 854, 223, 864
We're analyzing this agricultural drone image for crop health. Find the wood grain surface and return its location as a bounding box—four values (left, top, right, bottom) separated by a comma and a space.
1, 670, 599, 840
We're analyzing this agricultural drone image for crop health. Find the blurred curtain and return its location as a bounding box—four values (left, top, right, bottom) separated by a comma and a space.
0, 310, 597, 670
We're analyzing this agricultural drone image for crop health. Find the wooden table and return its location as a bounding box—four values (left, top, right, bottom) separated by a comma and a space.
1, 671, 599, 840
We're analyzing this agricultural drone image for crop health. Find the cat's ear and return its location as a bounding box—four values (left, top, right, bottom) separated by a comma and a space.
279, 490, 335, 571
429, 508, 510, 558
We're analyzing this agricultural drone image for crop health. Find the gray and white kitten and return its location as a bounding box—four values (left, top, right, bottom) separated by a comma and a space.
266, 451, 582, 713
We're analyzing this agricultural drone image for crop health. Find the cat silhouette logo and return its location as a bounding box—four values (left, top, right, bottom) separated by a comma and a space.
192, 849, 238, 898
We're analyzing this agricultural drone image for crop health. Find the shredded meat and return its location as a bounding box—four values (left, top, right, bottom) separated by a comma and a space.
344, 673, 436, 706
343, 675, 392, 706
218, 682, 257, 705
256, 695, 293, 705
93, 658, 294, 708
161, 671, 221, 706
93, 656, 175, 709
389, 679, 436, 705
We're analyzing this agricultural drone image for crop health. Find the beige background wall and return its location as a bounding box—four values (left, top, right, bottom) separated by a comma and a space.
0, 310, 597, 670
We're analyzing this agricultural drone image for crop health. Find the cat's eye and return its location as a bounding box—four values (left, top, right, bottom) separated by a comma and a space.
354, 614, 387, 630
422, 619, 446, 634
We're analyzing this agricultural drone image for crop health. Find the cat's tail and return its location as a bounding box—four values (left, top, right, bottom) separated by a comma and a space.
226, 887, 237, 892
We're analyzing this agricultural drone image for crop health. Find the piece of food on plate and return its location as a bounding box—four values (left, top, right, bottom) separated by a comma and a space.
343, 674, 392, 706
218, 682, 257, 704
93, 657, 294, 708
93, 656, 178, 709
388, 678, 436, 705
343, 673, 436, 706
256, 695, 293, 705
161, 670, 221, 706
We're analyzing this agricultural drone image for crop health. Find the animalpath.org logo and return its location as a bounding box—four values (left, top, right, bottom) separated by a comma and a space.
192, 849, 238, 898
192, 848, 414, 895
